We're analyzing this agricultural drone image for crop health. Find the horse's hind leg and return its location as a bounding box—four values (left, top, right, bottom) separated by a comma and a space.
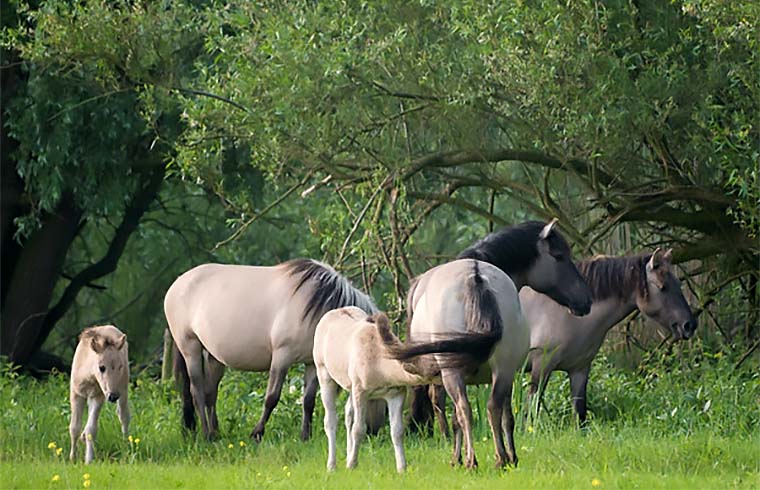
179, 340, 211, 438
431, 384, 450, 438
69, 393, 85, 462
300, 363, 318, 441
441, 369, 477, 469
251, 353, 291, 442
387, 393, 407, 473
450, 405, 463, 466
204, 353, 225, 438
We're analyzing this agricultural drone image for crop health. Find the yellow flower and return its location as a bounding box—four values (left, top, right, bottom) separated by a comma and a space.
52, 475, 60, 482
239, 440, 246, 447
48, 442, 57, 449
527, 426, 535, 433
282, 465, 288, 471
134, 438, 141, 444
83, 474, 90, 480
591, 478, 601, 487
83, 480, 91, 488
286, 472, 291, 477
56, 447, 63, 456
86, 434, 92, 441
128, 435, 133, 443
228, 443, 234, 449
256, 472, 262, 478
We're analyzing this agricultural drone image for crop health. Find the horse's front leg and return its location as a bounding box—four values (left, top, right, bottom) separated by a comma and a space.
251, 355, 289, 442
441, 369, 477, 469
69, 394, 86, 462
489, 372, 516, 468
83, 396, 104, 464
569, 366, 591, 427
301, 363, 318, 441
117, 394, 130, 438
316, 369, 339, 471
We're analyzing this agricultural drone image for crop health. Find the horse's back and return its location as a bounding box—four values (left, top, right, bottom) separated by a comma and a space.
165, 263, 291, 370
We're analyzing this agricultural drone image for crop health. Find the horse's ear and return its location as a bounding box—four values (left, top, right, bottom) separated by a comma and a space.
116, 334, 127, 350
539, 218, 559, 240
647, 247, 662, 271
662, 248, 673, 263
90, 336, 105, 354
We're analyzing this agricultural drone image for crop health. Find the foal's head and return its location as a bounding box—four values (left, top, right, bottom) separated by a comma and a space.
523, 219, 593, 316
637, 248, 697, 340
81, 328, 128, 403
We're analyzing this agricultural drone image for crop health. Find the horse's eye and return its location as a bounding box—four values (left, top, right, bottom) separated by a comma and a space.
99, 365, 106, 373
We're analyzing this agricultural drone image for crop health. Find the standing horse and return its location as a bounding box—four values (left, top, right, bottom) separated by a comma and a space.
165, 258, 378, 441
406, 220, 593, 468
521, 248, 696, 424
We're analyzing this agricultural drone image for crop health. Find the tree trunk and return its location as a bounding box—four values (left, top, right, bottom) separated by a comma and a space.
0, 194, 83, 363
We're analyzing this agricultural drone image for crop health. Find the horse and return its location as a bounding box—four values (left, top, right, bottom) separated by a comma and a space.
520, 247, 697, 424
164, 258, 380, 441
315, 307, 499, 473
69, 325, 130, 464
404, 220, 593, 469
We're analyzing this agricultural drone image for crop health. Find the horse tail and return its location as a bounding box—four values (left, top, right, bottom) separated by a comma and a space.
172, 340, 196, 431
389, 260, 502, 368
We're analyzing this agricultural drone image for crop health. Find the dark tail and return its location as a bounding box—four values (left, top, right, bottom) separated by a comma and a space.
390, 261, 503, 368
172, 342, 196, 431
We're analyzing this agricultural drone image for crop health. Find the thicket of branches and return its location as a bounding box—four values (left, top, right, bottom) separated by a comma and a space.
1, 0, 757, 368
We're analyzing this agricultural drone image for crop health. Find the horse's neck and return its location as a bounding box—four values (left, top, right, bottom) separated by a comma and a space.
589, 293, 638, 337
507, 271, 527, 290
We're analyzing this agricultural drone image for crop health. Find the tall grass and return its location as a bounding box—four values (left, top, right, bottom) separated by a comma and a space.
0, 343, 758, 488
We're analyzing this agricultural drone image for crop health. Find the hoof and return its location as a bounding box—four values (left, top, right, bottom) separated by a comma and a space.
250, 429, 264, 443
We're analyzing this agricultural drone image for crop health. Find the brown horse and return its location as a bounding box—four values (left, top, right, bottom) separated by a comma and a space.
165, 259, 380, 441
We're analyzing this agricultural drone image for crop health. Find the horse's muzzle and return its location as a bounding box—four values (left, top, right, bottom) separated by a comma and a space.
107, 393, 120, 403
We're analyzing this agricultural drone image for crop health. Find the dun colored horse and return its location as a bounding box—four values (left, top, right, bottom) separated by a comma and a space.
69, 325, 130, 464
521, 248, 697, 424
165, 259, 378, 441
406, 220, 593, 468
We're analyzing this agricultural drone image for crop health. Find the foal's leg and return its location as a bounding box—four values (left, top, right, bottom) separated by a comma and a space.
69, 394, 86, 462
344, 397, 354, 458
301, 363, 318, 441
83, 396, 104, 464
431, 384, 450, 438
204, 353, 225, 438
441, 369, 477, 469
488, 372, 516, 468
347, 389, 367, 469
386, 393, 407, 473
316, 369, 339, 472
251, 352, 291, 442
117, 394, 131, 437
569, 366, 591, 427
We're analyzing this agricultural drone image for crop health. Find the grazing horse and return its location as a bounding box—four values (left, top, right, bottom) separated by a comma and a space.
407, 220, 593, 468
69, 325, 130, 464
521, 248, 697, 424
165, 259, 378, 441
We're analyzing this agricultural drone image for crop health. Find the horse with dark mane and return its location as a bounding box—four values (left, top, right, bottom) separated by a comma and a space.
521, 248, 696, 424
165, 258, 381, 441
405, 220, 592, 468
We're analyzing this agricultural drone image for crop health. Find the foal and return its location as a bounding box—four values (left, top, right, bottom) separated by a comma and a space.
314, 307, 488, 472
69, 325, 130, 464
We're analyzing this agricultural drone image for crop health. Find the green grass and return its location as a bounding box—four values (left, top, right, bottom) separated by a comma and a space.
1, 346, 758, 489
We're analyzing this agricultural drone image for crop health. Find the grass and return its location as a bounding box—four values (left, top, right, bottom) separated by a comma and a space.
1, 344, 758, 489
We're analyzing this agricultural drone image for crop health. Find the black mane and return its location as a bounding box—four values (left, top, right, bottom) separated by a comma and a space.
576, 254, 650, 301
457, 221, 570, 279
283, 258, 377, 323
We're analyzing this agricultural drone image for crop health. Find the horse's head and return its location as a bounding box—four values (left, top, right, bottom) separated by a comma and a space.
86, 329, 128, 403
523, 219, 593, 316
637, 248, 696, 340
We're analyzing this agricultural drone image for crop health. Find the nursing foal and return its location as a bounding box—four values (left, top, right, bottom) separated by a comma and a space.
69, 325, 130, 464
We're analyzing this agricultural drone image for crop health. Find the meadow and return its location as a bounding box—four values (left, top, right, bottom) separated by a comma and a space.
1, 344, 758, 489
